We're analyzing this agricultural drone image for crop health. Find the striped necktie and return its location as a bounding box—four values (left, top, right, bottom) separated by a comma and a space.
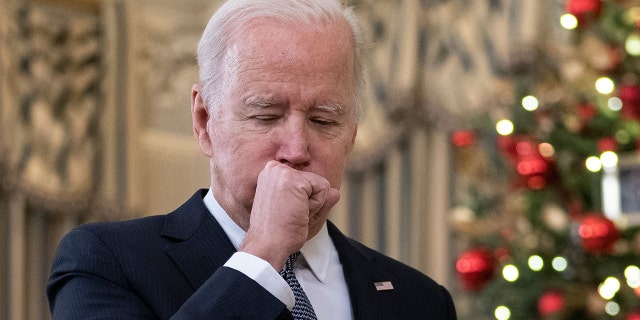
280, 252, 318, 320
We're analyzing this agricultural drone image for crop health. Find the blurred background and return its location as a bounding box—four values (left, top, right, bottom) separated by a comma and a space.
2, 0, 640, 319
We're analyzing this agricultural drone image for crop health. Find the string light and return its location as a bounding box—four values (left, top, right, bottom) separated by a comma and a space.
496, 119, 514, 136
522, 95, 539, 111
538, 143, 555, 158
599, 277, 621, 300
528, 255, 544, 271
552, 256, 568, 272
502, 264, 519, 282
494, 306, 511, 320
626, 33, 640, 56
625, 265, 640, 288
585, 156, 602, 172
595, 77, 615, 94
600, 151, 618, 168
605, 302, 621, 316
560, 14, 578, 30
608, 97, 623, 111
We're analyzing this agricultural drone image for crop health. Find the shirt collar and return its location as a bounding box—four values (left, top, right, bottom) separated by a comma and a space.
203, 188, 332, 283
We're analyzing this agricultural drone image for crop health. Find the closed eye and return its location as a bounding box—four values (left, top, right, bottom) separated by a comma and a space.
253, 115, 281, 123
310, 117, 336, 126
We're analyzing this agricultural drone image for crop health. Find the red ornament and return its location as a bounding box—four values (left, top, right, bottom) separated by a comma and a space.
578, 102, 597, 121
538, 290, 565, 318
497, 135, 557, 190
455, 248, 495, 291
628, 313, 640, 320
597, 137, 617, 153
578, 214, 620, 254
619, 85, 640, 120
565, 0, 603, 26
451, 130, 477, 147
577, 102, 598, 131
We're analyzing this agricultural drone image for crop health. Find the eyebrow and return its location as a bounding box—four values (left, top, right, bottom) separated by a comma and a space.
244, 97, 346, 116
316, 103, 345, 116
245, 97, 278, 108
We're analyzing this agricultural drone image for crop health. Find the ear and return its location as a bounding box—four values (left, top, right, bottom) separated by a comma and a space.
191, 84, 214, 157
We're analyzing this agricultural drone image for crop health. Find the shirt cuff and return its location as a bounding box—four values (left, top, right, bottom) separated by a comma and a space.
224, 251, 295, 310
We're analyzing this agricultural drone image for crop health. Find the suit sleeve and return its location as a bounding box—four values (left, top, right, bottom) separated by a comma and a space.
171, 267, 292, 320
47, 229, 158, 319
47, 228, 292, 320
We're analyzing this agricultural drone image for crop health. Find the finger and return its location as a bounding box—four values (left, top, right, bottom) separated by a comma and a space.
309, 187, 340, 226
306, 174, 331, 214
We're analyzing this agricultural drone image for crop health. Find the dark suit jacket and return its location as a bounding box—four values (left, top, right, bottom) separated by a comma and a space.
47, 189, 456, 319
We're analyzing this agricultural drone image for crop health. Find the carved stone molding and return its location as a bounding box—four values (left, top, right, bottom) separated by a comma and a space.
0, 3, 101, 213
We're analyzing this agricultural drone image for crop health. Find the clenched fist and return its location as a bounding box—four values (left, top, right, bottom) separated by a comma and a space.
239, 161, 340, 271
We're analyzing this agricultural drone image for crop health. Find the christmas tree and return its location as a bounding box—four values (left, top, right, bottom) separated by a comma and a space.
451, 1, 640, 319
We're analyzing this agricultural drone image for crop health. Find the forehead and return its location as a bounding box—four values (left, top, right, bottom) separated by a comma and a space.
229, 17, 353, 71
222, 18, 357, 105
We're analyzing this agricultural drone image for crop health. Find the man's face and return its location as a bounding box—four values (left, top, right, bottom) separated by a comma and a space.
204, 19, 358, 222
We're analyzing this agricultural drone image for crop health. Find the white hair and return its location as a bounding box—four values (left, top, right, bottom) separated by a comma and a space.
196, 0, 365, 116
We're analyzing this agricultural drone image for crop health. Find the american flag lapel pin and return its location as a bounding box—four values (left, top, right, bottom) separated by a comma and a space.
374, 281, 394, 291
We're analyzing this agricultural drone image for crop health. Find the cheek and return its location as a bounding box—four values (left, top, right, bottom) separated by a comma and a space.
314, 140, 353, 188
216, 132, 275, 175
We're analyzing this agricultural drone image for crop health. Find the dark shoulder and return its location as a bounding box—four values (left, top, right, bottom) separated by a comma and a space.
328, 222, 445, 289
350, 237, 440, 284
328, 223, 456, 317
63, 214, 170, 256
76, 214, 167, 238
70, 189, 208, 245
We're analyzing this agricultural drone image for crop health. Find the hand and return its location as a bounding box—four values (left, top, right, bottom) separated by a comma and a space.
239, 160, 340, 271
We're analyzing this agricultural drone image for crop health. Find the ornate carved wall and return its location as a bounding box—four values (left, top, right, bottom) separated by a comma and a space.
0, 1, 127, 319
0, 0, 549, 319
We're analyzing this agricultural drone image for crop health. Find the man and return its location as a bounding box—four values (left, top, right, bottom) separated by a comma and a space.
47, 0, 457, 319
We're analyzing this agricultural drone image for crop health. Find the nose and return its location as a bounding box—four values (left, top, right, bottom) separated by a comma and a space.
275, 118, 311, 169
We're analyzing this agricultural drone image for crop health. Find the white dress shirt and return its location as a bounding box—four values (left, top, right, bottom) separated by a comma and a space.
203, 189, 353, 320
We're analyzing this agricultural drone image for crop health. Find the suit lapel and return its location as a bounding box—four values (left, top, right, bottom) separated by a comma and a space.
158, 195, 396, 318
161, 189, 237, 290
327, 222, 391, 320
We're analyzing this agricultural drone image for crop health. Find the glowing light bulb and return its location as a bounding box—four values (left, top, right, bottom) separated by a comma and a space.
552, 256, 568, 272
625, 265, 640, 288
538, 143, 554, 158
522, 95, 539, 111
605, 302, 620, 316
600, 151, 618, 168
608, 97, 623, 111
599, 277, 621, 300
528, 255, 544, 271
626, 34, 640, 56
560, 14, 578, 30
502, 264, 519, 282
585, 156, 602, 172
496, 119, 514, 136
595, 77, 615, 95
495, 306, 511, 320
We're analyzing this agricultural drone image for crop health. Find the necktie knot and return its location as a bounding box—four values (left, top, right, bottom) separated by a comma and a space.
281, 251, 301, 275
280, 252, 317, 320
